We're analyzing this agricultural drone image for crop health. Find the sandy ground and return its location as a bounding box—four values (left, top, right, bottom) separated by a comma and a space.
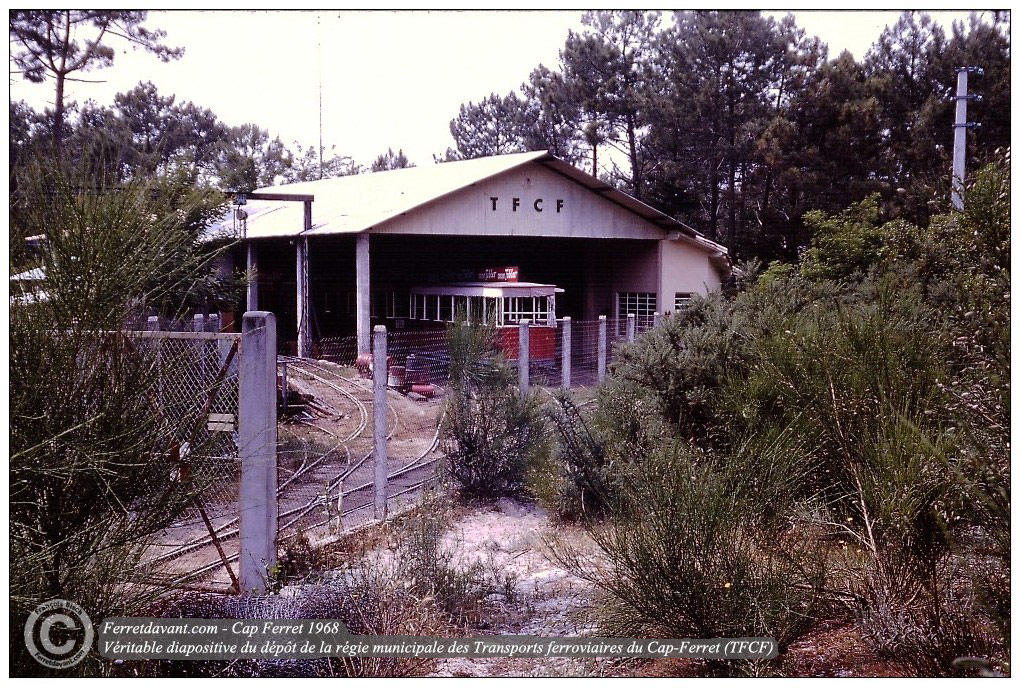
428, 498, 624, 678
421, 499, 907, 678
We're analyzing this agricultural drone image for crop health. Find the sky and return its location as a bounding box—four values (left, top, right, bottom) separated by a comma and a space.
9, 9, 986, 170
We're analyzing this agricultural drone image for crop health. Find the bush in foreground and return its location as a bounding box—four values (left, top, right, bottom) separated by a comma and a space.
441, 318, 549, 501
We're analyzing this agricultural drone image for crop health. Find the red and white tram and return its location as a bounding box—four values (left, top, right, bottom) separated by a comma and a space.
406, 278, 561, 360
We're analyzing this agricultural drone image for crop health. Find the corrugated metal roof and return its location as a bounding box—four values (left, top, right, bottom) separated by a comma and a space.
205, 150, 729, 259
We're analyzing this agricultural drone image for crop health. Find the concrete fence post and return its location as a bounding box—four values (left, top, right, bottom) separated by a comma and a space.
626, 313, 636, 343
192, 313, 208, 379
518, 320, 530, 394
211, 312, 236, 379
356, 234, 371, 356
147, 316, 163, 400
597, 315, 607, 383
561, 317, 571, 390
238, 311, 278, 593
653, 311, 661, 329
373, 325, 388, 520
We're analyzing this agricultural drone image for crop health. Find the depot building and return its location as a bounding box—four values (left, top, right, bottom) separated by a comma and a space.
211, 150, 729, 355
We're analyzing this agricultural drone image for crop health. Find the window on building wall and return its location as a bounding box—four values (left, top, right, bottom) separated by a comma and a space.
411, 293, 426, 320
384, 292, 410, 319
674, 292, 694, 312
617, 292, 657, 318
370, 291, 383, 318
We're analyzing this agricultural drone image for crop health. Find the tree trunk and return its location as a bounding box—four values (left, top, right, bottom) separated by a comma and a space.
54, 72, 66, 152
727, 82, 737, 257
709, 160, 719, 242
53, 10, 71, 153
627, 113, 641, 199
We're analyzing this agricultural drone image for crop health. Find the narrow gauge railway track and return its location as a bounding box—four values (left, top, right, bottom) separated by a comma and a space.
149, 358, 375, 566
149, 356, 443, 587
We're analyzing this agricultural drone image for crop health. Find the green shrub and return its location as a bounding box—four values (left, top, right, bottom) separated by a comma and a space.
9, 156, 236, 677
799, 193, 887, 281
389, 493, 519, 628
575, 156, 1011, 675
441, 318, 549, 501
611, 293, 747, 445
546, 381, 667, 521
546, 393, 614, 520
554, 442, 826, 674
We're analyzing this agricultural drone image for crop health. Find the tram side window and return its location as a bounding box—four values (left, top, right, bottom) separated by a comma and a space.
503, 296, 549, 323
484, 296, 501, 325
468, 296, 490, 324
438, 295, 453, 321
453, 295, 468, 321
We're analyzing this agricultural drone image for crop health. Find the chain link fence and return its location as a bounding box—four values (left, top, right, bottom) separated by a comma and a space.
130, 319, 244, 590
137, 313, 664, 590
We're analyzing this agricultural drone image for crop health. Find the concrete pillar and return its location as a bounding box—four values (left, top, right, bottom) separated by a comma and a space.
246, 243, 258, 312
626, 313, 636, 343
296, 237, 310, 358
597, 315, 607, 383
146, 315, 159, 331
561, 317, 571, 390
193, 315, 207, 377
208, 313, 221, 333
653, 311, 662, 329
518, 320, 530, 394
356, 233, 371, 355
238, 311, 278, 593
373, 325, 388, 520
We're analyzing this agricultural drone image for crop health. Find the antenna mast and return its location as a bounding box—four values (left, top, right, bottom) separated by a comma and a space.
318, 12, 324, 180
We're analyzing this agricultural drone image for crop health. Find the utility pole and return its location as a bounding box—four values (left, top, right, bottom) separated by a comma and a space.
952, 66, 984, 210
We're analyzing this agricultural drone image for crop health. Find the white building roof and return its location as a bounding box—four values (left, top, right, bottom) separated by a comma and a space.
205, 150, 729, 259
11, 266, 45, 281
